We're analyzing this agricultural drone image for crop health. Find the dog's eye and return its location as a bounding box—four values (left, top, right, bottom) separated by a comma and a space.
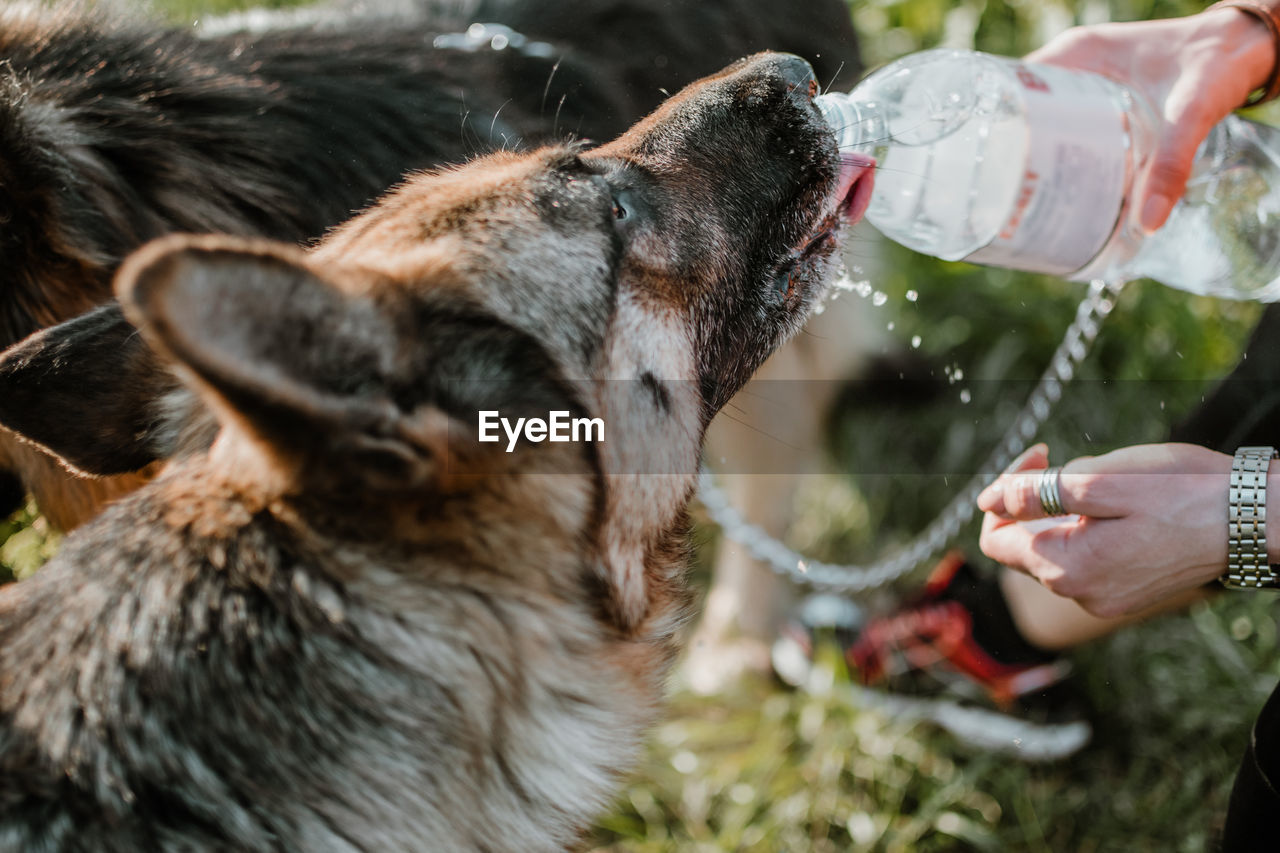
773, 261, 797, 299
609, 186, 640, 227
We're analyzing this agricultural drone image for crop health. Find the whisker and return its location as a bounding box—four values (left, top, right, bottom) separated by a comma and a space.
489, 98, 513, 143
822, 60, 846, 96
553, 92, 566, 139
715, 410, 805, 451
541, 56, 564, 115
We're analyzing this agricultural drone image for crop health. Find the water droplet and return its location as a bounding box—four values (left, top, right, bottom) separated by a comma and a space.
796, 560, 808, 574
954, 368, 964, 381
872, 291, 888, 307
959, 389, 971, 404
911, 335, 922, 349
887, 321, 895, 331
905, 289, 919, 302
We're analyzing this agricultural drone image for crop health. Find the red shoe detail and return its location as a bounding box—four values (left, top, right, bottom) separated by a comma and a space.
848, 568, 1068, 710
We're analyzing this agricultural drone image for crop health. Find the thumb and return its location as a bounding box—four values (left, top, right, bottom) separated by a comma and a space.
1138, 87, 1221, 233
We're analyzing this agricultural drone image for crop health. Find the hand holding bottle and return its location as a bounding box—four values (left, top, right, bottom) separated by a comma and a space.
816, 5, 1280, 298
1027, 6, 1276, 233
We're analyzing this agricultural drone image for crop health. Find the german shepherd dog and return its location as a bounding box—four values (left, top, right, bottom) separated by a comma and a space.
0, 0, 861, 532
0, 53, 873, 849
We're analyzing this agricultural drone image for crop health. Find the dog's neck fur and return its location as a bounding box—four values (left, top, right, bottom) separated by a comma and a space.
0, 440, 687, 851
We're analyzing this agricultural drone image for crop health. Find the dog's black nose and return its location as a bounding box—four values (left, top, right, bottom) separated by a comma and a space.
771, 53, 819, 102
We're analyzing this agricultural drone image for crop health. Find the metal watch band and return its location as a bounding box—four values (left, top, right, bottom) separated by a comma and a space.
1223, 445, 1280, 589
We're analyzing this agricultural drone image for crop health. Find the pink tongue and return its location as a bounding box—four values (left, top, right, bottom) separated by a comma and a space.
837, 152, 876, 224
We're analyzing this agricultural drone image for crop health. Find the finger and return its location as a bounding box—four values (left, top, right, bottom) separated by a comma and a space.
979, 514, 1080, 589
1004, 442, 1049, 474
978, 513, 1044, 576
976, 444, 1048, 513
988, 467, 1062, 521
983, 461, 1096, 522
981, 508, 1021, 539
1138, 85, 1224, 233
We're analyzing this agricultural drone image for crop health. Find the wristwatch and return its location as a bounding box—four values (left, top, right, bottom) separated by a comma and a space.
1222, 445, 1280, 589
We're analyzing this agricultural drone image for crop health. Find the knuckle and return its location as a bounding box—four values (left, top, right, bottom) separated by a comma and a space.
1070, 472, 1108, 511
1008, 474, 1041, 516
1031, 562, 1069, 595
1147, 155, 1192, 188
1045, 573, 1078, 599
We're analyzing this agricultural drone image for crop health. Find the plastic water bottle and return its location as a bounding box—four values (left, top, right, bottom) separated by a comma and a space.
816, 48, 1280, 301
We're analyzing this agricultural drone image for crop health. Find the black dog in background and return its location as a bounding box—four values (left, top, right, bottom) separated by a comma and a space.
0, 0, 862, 531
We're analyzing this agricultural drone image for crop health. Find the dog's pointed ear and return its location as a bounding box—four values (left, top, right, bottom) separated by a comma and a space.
0, 304, 178, 476
117, 235, 441, 489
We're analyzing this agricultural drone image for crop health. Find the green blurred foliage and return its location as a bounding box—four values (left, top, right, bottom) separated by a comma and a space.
143, 0, 299, 23
852, 0, 1209, 68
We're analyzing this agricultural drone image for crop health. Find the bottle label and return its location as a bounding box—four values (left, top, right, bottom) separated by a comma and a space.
965, 59, 1131, 276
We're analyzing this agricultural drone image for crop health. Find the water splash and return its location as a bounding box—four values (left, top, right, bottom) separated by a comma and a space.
830, 261, 872, 298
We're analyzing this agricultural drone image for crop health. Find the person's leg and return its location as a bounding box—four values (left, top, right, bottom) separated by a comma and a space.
998, 569, 1210, 651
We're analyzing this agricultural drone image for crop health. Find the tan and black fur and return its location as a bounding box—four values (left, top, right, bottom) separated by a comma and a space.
0, 54, 868, 849
0, 0, 861, 531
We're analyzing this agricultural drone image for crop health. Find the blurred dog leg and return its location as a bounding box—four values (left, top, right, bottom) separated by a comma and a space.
686, 241, 887, 694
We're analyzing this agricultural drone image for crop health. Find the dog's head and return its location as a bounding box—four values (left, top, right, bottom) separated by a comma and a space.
299, 51, 865, 409
0, 53, 871, 624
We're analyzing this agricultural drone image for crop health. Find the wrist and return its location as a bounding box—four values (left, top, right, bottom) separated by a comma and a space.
1205, 1, 1280, 102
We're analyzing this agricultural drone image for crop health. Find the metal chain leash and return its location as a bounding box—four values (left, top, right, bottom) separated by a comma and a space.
697, 279, 1123, 593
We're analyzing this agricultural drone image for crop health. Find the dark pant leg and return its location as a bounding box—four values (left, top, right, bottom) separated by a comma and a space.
1220, 682, 1280, 851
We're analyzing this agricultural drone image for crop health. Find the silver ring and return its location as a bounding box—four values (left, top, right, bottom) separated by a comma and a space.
1038, 466, 1066, 516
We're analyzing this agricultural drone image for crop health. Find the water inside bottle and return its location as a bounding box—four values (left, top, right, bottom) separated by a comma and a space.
865, 57, 1028, 261
1127, 119, 1280, 299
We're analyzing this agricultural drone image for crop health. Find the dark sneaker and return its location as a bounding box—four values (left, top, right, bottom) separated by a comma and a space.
772, 552, 1092, 761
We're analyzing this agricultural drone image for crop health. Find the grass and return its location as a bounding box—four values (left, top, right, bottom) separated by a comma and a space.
8, 0, 1279, 849
587, 593, 1280, 851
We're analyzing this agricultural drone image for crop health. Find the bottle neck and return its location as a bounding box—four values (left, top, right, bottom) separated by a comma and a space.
814, 92, 885, 156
